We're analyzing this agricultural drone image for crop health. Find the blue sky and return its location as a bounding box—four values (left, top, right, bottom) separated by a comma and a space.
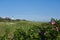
0, 0, 60, 21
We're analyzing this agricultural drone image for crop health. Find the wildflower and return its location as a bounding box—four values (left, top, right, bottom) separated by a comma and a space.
8, 33, 14, 40
51, 21, 55, 25
55, 27, 59, 32
31, 29, 34, 32
38, 30, 45, 35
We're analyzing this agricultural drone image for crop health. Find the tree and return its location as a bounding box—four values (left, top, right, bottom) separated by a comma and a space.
0, 17, 4, 22
15, 19, 21, 21
4, 17, 12, 22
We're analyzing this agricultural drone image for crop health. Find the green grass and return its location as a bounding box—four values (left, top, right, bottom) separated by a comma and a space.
0, 21, 41, 36
0, 20, 60, 40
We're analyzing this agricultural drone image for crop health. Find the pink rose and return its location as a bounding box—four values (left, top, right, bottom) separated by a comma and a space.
51, 21, 55, 25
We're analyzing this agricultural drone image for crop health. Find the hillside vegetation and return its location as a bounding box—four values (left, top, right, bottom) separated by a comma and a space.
0, 17, 60, 40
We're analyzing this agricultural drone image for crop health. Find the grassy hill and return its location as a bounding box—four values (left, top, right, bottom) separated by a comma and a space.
0, 17, 60, 40
0, 21, 41, 36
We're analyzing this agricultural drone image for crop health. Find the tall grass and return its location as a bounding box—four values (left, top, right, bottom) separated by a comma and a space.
0, 20, 60, 40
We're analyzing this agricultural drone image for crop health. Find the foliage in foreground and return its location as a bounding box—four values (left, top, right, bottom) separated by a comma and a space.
0, 18, 60, 40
